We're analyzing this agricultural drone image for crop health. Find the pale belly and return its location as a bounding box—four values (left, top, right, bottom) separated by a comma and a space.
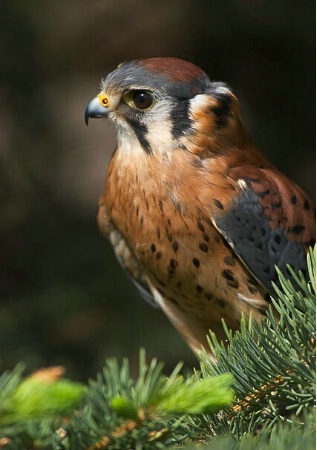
103, 189, 268, 353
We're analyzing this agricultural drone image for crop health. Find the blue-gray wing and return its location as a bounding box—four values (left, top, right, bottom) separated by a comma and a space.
211, 167, 315, 295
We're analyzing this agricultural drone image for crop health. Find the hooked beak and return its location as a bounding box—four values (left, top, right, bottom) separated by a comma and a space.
85, 96, 109, 125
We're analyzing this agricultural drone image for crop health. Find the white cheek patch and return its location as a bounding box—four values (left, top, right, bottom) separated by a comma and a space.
145, 122, 173, 160
189, 94, 212, 114
115, 120, 145, 159
144, 100, 174, 157
189, 85, 232, 116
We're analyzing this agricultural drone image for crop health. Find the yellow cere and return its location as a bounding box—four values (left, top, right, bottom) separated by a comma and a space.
98, 92, 110, 108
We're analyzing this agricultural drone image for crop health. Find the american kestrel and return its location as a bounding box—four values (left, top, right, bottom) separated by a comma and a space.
85, 58, 315, 355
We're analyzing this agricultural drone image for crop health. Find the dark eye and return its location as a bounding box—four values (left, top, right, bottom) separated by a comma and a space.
131, 91, 154, 110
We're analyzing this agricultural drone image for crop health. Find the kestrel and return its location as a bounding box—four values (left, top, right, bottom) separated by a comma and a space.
85, 58, 315, 355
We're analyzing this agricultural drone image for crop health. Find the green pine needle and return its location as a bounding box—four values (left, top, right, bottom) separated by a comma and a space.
198, 246, 316, 440
0, 367, 84, 425
156, 374, 234, 415
0, 247, 315, 449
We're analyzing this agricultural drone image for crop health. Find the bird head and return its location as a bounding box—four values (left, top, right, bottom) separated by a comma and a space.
85, 58, 245, 158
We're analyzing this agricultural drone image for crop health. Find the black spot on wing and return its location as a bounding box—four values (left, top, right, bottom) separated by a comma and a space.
271, 200, 282, 209
193, 257, 200, 268
214, 199, 224, 209
289, 225, 305, 235
199, 242, 209, 252
224, 255, 236, 266
197, 222, 205, 232
304, 200, 310, 210
168, 258, 178, 276
202, 233, 210, 242
222, 269, 239, 288
213, 188, 309, 295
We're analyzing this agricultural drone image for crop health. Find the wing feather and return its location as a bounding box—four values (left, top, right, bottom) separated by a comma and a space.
211, 166, 315, 294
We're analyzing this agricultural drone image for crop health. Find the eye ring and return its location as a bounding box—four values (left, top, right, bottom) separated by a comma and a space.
98, 92, 109, 107
124, 90, 155, 110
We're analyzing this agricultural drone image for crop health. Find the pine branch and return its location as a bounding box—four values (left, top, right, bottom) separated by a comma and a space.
198, 246, 316, 439
0, 352, 233, 449
66, 349, 234, 449
0, 248, 315, 449
179, 410, 316, 450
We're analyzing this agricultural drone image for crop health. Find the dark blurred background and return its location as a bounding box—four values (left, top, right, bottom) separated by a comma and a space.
0, 0, 315, 380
